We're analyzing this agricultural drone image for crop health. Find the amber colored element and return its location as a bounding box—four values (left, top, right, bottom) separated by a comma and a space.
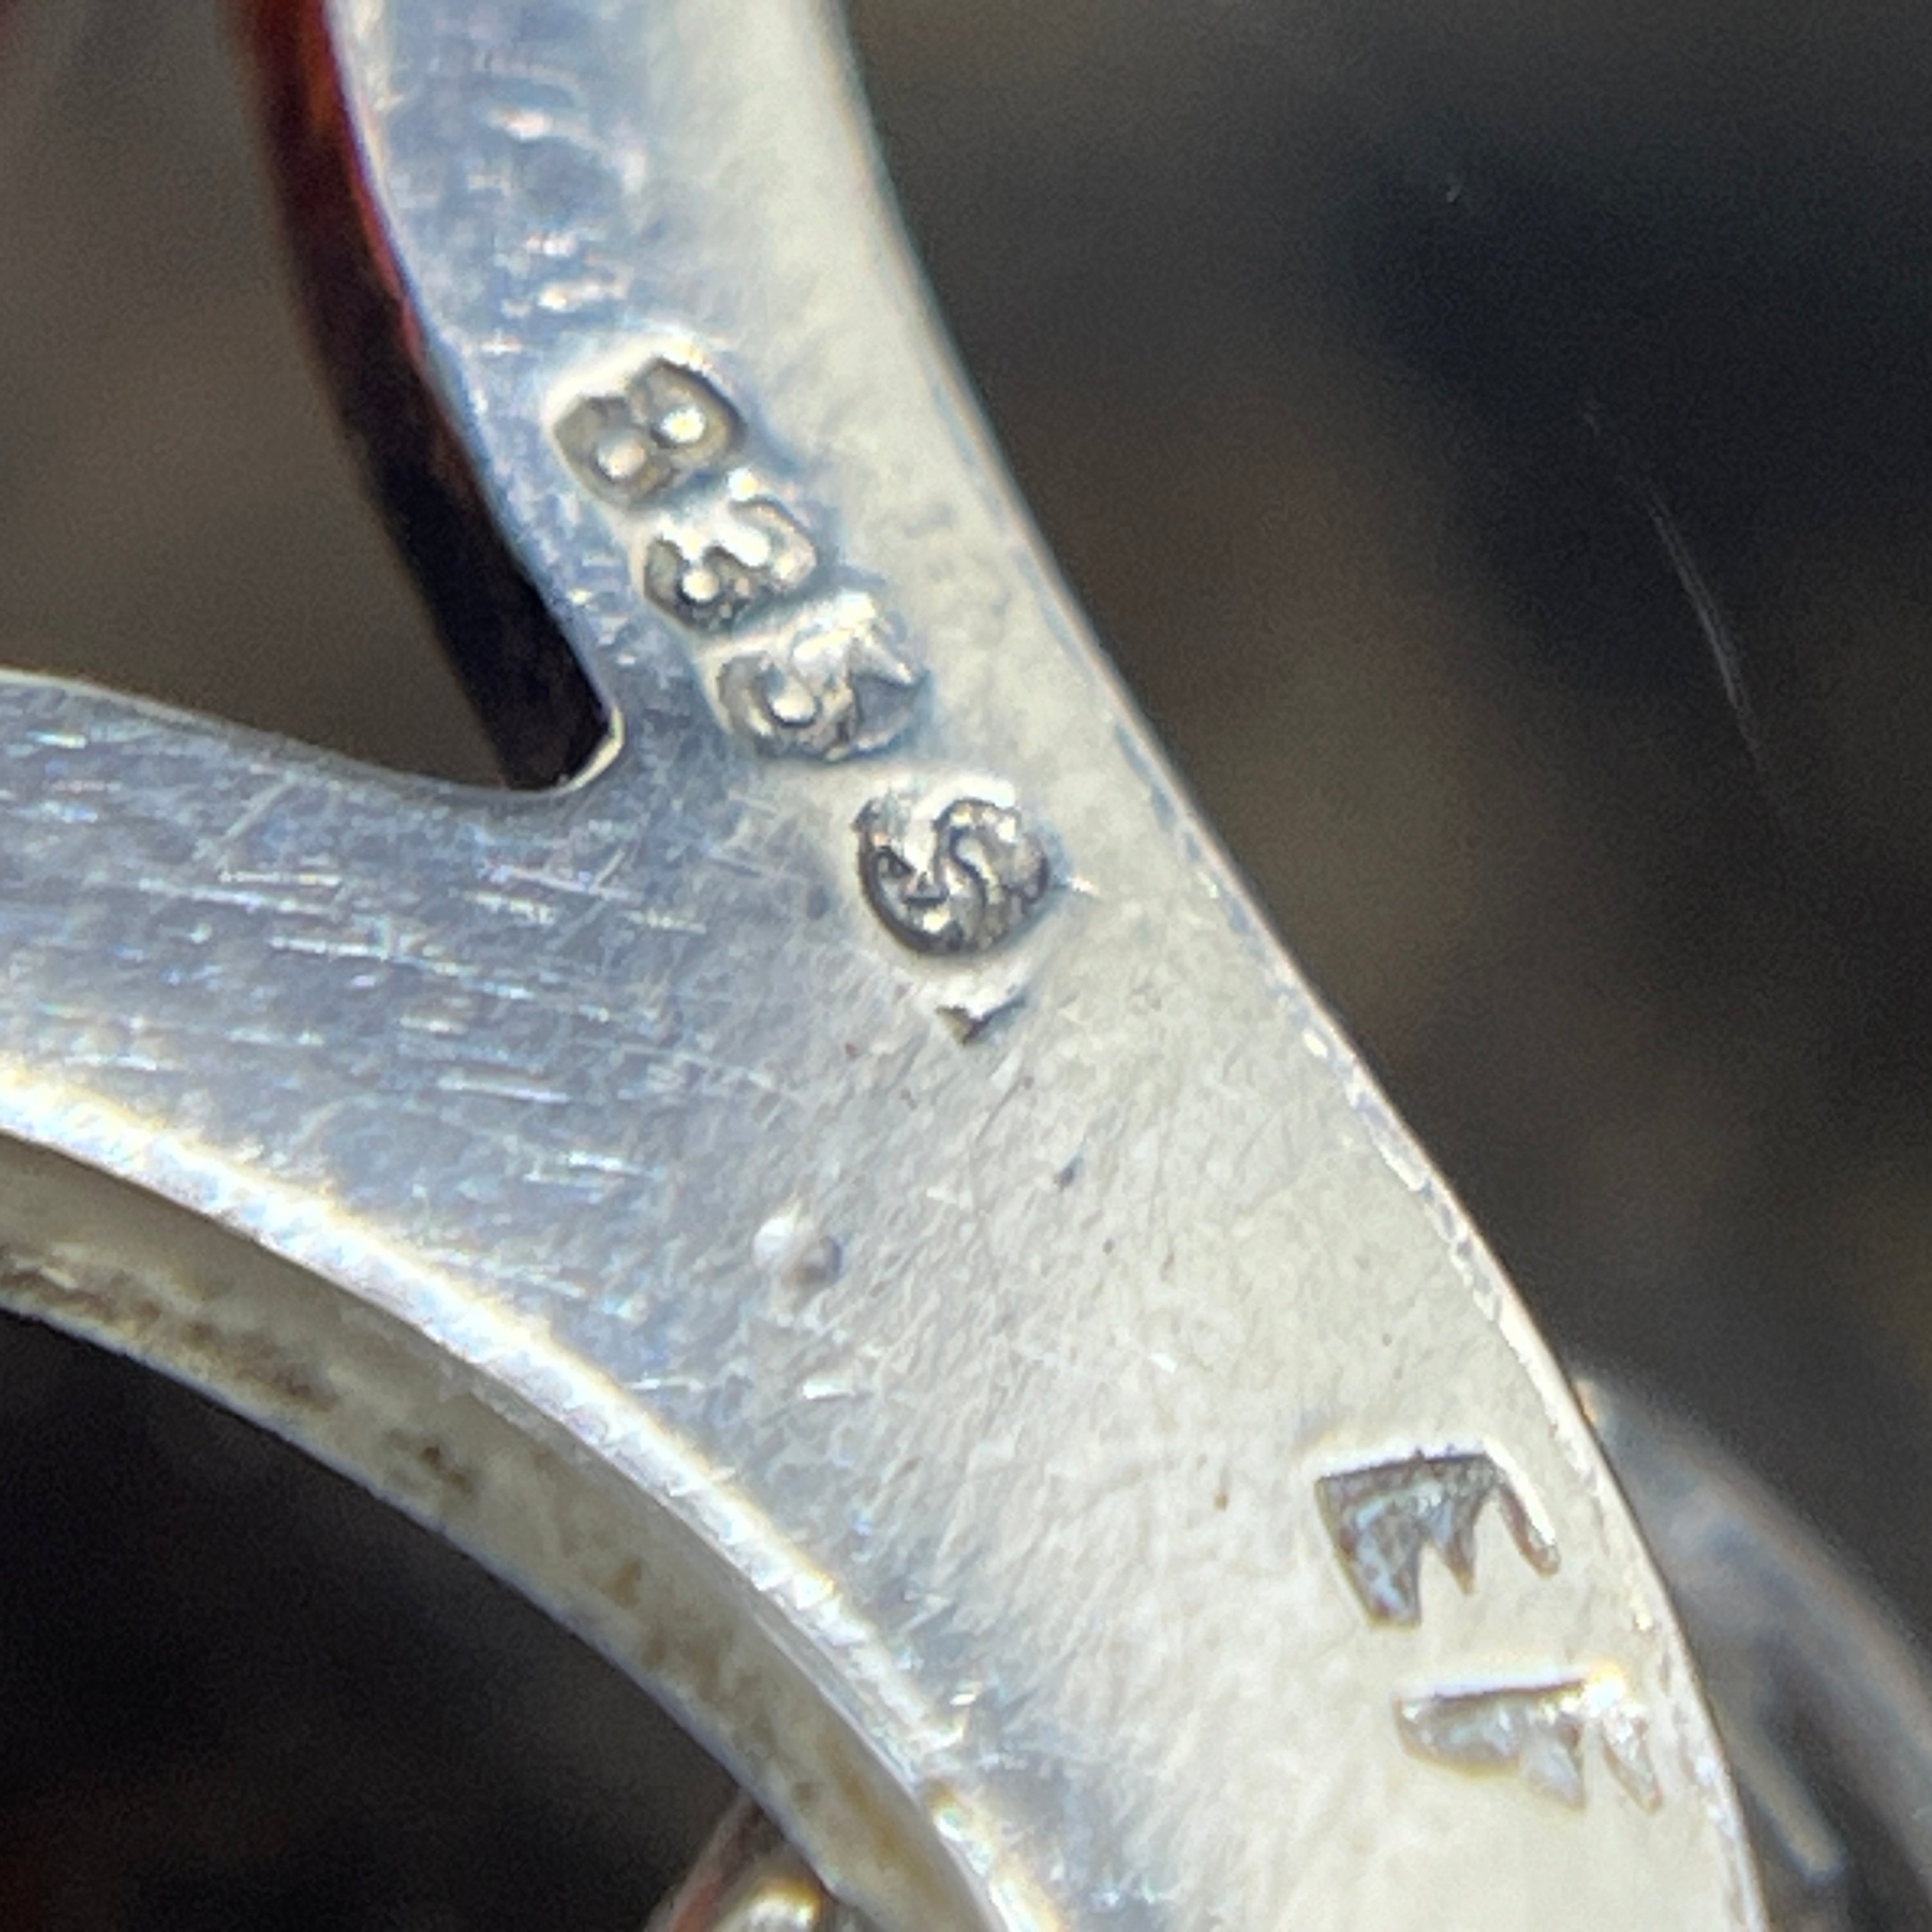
231, 0, 607, 789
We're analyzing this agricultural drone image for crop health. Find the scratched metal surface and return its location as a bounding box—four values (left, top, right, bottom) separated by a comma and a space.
0, 3, 1761, 1927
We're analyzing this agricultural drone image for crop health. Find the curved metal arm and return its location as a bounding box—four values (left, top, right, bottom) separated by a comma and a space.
0, 3, 1764, 1927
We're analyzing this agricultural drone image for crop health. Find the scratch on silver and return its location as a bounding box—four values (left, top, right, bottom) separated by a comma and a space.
1315, 1449, 1559, 1625
934, 988, 1025, 1047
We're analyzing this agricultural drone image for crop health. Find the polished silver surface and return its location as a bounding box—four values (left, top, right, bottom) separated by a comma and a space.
0, 2, 1765, 1927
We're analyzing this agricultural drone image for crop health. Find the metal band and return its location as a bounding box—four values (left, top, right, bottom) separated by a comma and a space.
0, 3, 1764, 1926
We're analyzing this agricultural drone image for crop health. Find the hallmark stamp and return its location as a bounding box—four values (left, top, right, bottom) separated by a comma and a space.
1315, 1450, 1558, 1625
557, 345, 1059, 963
555, 352, 933, 764
715, 596, 921, 762
643, 491, 820, 630
855, 793, 1050, 956
1396, 1674, 1662, 1811
555, 357, 741, 505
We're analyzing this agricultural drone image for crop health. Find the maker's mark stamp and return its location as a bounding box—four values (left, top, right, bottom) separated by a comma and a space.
1316, 1449, 1557, 1625
1396, 1674, 1662, 1811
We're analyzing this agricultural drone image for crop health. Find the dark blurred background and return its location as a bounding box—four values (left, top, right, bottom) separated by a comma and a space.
5, 0, 1932, 1922
843, 0, 1932, 1629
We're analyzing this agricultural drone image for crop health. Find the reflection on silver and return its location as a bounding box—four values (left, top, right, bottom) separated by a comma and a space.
647, 1797, 867, 1932
1589, 1374, 1932, 1929
1316, 1449, 1558, 1625
1397, 1674, 1662, 1812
